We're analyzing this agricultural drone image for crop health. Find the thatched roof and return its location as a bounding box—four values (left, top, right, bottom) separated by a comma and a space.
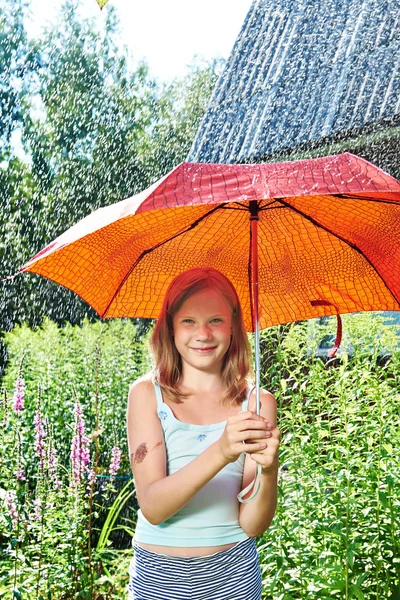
189, 0, 400, 164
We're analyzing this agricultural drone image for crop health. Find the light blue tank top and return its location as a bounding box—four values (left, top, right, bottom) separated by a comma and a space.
133, 383, 252, 547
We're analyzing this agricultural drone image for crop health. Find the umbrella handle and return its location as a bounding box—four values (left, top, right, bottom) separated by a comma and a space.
310, 299, 343, 357
237, 464, 261, 503
237, 384, 261, 503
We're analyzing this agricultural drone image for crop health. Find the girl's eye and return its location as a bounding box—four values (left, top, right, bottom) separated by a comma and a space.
181, 318, 222, 324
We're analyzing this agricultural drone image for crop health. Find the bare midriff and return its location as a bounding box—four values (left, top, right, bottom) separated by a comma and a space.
135, 541, 237, 557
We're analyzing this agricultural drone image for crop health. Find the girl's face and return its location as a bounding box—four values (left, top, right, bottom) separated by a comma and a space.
172, 289, 233, 374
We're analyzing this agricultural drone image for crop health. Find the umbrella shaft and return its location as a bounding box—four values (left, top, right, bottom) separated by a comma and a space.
250, 211, 261, 416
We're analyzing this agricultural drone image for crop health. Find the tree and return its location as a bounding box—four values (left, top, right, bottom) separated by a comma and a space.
0, 0, 223, 374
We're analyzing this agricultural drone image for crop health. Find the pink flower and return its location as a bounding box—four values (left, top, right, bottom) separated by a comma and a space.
12, 377, 25, 413
86, 468, 97, 493
48, 445, 62, 489
34, 410, 46, 470
70, 402, 91, 488
33, 498, 41, 521
109, 446, 122, 478
6, 491, 18, 529
15, 466, 25, 481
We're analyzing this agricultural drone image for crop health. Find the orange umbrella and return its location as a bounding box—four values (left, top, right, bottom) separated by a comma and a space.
16, 152, 400, 320
8, 151, 400, 502
10, 151, 400, 410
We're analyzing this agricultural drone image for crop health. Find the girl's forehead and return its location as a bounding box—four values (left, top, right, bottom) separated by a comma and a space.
177, 289, 231, 313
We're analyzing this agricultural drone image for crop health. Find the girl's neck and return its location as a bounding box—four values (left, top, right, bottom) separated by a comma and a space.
178, 368, 224, 394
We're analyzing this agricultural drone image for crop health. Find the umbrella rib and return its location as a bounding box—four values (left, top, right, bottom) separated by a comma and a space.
259, 205, 287, 211
259, 199, 283, 209
277, 197, 400, 306
230, 203, 249, 210
102, 203, 227, 317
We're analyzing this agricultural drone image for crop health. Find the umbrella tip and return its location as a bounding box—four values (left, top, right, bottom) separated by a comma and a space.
1, 271, 21, 284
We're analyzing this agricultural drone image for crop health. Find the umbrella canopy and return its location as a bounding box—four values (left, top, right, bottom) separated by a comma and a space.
13, 151, 400, 504
17, 152, 400, 332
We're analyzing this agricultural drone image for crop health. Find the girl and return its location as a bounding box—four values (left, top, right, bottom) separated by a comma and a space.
127, 267, 280, 600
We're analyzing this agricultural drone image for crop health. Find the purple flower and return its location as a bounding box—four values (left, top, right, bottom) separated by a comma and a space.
48, 445, 62, 489
87, 468, 96, 488
33, 498, 41, 521
6, 491, 18, 529
12, 377, 25, 413
48, 445, 56, 472
109, 446, 122, 478
34, 410, 46, 470
70, 402, 91, 488
15, 466, 25, 481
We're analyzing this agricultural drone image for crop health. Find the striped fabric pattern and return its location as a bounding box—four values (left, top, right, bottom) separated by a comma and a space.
128, 537, 262, 600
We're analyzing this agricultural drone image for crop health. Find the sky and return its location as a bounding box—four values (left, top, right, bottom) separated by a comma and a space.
25, 0, 253, 81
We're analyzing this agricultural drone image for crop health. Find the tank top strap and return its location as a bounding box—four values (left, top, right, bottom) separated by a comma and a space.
153, 382, 164, 411
241, 384, 255, 412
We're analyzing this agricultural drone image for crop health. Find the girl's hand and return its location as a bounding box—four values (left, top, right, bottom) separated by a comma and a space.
249, 422, 280, 474
218, 411, 272, 463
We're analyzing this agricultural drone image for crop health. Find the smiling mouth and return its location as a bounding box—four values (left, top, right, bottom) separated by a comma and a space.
191, 347, 216, 352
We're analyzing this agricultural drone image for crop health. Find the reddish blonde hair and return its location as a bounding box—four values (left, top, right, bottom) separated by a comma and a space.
149, 267, 254, 406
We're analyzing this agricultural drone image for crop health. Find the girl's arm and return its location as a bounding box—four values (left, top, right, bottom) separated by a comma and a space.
127, 379, 230, 525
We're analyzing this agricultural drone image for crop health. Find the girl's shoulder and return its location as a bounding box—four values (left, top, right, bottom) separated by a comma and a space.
128, 372, 155, 396
127, 374, 159, 420
247, 387, 277, 426
247, 386, 276, 410
132, 371, 154, 384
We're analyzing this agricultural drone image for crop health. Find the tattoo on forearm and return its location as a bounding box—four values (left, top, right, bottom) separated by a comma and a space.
132, 442, 148, 464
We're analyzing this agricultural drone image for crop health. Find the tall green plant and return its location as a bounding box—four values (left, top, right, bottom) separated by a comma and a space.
258, 313, 400, 600
0, 317, 150, 597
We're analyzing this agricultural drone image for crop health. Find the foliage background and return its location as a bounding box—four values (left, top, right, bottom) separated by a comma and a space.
1, 0, 399, 598
1, 314, 399, 598
0, 0, 223, 375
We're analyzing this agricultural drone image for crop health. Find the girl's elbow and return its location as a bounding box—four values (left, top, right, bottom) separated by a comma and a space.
240, 517, 275, 538
141, 509, 160, 526
140, 497, 168, 525
242, 527, 265, 538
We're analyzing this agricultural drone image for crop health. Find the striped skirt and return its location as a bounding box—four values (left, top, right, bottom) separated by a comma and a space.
128, 537, 262, 600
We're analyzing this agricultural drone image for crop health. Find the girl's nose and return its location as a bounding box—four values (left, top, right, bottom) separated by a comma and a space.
196, 324, 212, 338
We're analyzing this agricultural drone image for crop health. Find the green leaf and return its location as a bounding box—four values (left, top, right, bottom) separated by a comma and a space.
349, 584, 365, 600
347, 549, 355, 568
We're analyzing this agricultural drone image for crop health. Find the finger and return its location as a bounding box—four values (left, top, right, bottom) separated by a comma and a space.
250, 435, 280, 452
240, 429, 272, 443
269, 428, 281, 440
243, 411, 269, 421
246, 414, 275, 430
237, 420, 271, 434
242, 440, 268, 452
